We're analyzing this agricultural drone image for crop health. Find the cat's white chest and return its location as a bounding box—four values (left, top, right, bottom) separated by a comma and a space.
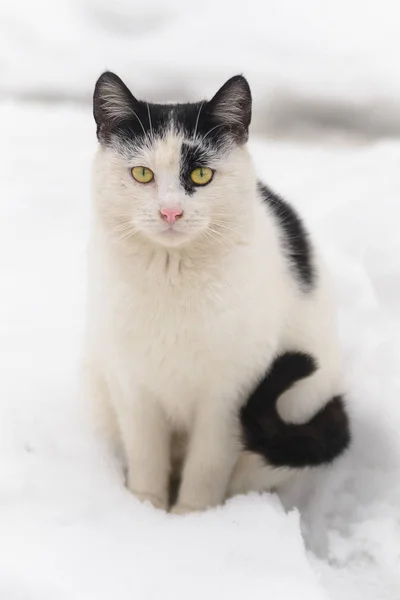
107, 252, 283, 428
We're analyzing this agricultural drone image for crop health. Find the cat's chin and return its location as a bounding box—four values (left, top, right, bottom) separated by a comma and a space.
148, 228, 197, 248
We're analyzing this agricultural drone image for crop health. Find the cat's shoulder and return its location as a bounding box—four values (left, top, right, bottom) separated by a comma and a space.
257, 181, 315, 291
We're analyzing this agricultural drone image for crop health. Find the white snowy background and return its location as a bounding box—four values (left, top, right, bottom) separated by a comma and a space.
1, 1, 400, 598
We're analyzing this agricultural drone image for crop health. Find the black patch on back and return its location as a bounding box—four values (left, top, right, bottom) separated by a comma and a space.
240, 351, 351, 468
258, 183, 315, 290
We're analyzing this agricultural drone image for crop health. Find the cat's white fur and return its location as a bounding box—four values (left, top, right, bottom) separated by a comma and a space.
86, 129, 341, 513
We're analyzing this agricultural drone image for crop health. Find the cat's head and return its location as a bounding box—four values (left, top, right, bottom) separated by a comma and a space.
92, 71, 255, 249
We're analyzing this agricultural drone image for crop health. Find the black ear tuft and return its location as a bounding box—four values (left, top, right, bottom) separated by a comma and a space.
207, 75, 252, 143
93, 71, 138, 142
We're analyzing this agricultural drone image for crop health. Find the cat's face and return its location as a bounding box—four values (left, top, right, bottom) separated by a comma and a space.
92, 72, 254, 249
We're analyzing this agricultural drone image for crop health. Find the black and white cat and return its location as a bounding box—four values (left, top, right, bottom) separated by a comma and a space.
86, 72, 350, 514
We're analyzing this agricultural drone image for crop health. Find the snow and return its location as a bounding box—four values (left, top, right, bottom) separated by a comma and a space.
1, 100, 400, 599
3, 0, 400, 136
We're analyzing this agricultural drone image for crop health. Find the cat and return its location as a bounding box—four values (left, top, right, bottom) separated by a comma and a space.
85, 71, 350, 514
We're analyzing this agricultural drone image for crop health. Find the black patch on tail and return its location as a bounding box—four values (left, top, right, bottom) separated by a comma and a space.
258, 183, 315, 290
240, 352, 351, 468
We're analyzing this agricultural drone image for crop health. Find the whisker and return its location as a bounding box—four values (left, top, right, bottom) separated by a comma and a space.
114, 228, 139, 244
203, 123, 225, 141
131, 109, 146, 136
211, 213, 243, 217
210, 222, 243, 236
109, 222, 136, 232
208, 227, 237, 243
111, 227, 135, 237
107, 220, 139, 244
203, 227, 237, 251
193, 101, 204, 141
147, 103, 153, 138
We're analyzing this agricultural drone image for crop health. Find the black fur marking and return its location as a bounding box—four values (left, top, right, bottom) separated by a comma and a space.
240, 352, 351, 468
93, 73, 250, 144
93, 72, 251, 166
258, 183, 315, 290
93, 72, 252, 196
179, 142, 216, 195
207, 75, 252, 143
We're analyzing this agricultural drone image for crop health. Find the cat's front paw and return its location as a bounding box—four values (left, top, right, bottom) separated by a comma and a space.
170, 503, 202, 515
132, 491, 168, 511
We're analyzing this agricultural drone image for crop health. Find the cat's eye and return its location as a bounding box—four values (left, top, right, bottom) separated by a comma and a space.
190, 167, 214, 186
131, 166, 154, 184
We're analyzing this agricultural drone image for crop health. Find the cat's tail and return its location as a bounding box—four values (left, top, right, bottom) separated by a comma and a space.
240, 352, 351, 468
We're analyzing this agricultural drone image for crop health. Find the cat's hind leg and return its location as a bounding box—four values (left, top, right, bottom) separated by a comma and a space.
227, 452, 295, 498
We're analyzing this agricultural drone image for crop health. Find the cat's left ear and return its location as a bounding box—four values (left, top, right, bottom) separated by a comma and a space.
207, 75, 252, 143
93, 71, 138, 142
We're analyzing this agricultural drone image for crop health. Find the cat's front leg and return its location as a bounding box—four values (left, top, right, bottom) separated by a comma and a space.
117, 389, 171, 511
172, 404, 239, 514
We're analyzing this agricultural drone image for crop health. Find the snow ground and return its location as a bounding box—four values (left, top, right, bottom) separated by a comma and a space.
1, 101, 400, 599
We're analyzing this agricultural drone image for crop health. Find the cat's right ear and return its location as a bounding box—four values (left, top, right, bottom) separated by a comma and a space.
207, 75, 252, 143
93, 71, 138, 142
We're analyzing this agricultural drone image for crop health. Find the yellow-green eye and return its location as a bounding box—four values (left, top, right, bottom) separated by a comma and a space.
190, 167, 213, 186
131, 166, 154, 184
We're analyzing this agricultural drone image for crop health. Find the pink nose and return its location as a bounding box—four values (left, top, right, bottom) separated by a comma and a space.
160, 207, 183, 224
